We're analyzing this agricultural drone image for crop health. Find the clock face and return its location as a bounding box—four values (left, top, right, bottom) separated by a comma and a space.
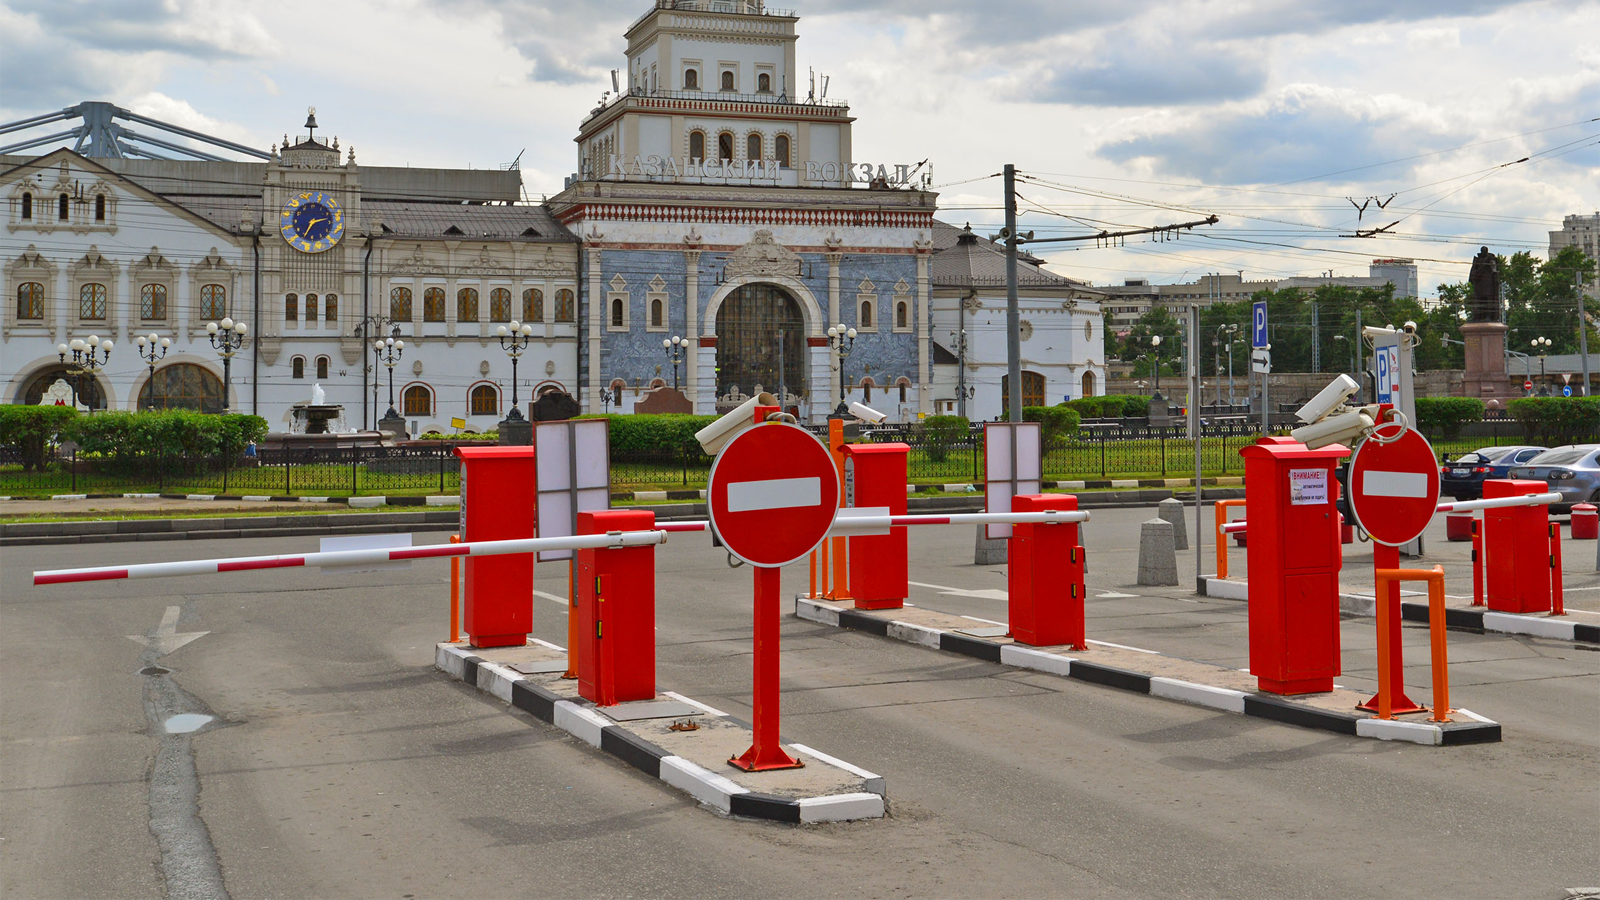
279, 190, 344, 253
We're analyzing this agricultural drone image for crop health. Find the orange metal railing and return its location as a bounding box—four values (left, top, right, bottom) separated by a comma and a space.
448, 534, 462, 643
1214, 499, 1246, 579
1371, 565, 1451, 723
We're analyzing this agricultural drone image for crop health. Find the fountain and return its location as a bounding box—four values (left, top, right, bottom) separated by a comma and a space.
266, 384, 389, 451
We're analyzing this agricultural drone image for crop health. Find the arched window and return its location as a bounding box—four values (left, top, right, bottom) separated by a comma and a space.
758, 72, 771, 93
141, 284, 167, 319
402, 384, 432, 416
304, 293, 318, 322
323, 293, 337, 322
58, 193, 69, 221
470, 384, 498, 416
285, 293, 298, 322
611, 297, 624, 327
683, 68, 699, 90
1081, 370, 1096, 398
1001, 371, 1047, 410
689, 131, 705, 162
650, 297, 663, 328
94, 195, 106, 222
22, 365, 104, 409
859, 300, 873, 328
717, 132, 734, 161
747, 133, 761, 161
457, 287, 479, 322
898, 379, 909, 403
390, 286, 412, 321
555, 289, 575, 322
489, 287, 512, 322
721, 70, 735, 91
775, 135, 790, 168
79, 283, 106, 319
292, 356, 305, 379
524, 288, 544, 321
861, 378, 874, 402
20, 192, 31, 220
139, 363, 224, 413
16, 282, 44, 319
200, 284, 226, 319
896, 300, 908, 329
316, 356, 329, 380
423, 287, 446, 321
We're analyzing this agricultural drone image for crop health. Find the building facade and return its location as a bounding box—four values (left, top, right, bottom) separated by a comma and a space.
1549, 211, 1600, 300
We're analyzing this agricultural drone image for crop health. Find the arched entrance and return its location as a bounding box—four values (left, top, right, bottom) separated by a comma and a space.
20, 365, 105, 410
1081, 369, 1096, 397
714, 283, 806, 407
139, 363, 224, 412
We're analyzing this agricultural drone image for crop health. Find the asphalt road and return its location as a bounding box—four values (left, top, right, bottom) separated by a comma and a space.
3, 504, 1597, 899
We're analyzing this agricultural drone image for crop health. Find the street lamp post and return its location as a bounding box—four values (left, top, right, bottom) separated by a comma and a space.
496, 319, 534, 420
1149, 334, 1164, 398
662, 335, 686, 392
827, 322, 857, 416
373, 329, 405, 422
206, 318, 248, 413
950, 329, 970, 420
134, 333, 170, 409
1532, 336, 1553, 395
55, 334, 113, 411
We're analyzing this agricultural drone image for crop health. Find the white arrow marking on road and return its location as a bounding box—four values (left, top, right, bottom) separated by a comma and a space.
127, 606, 209, 657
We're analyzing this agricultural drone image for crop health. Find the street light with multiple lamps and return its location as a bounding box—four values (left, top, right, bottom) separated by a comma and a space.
495, 319, 535, 421
373, 329, 405, 420
662, 335, 687, 392
1145, 334, 1164, 400
55, 334, 113, 410
826, 322, 857, 416
1531, 336, 1553, 395
206, 317, 247, 413
134, 333, 170, 409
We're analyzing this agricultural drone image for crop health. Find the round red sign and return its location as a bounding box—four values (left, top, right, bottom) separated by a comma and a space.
1523, 380, 1534, 390
1347, 423, 1441, 546
708, 423, 840, 567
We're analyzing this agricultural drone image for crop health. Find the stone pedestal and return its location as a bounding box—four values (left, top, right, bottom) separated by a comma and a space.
498, 417, 533, 446
1460, 322, 1515, 400
378, 413, 408, 440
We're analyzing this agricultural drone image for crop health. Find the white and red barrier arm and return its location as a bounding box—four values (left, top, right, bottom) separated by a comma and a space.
33, 530, 670, 586
1221, 520, 1248, 534
1435, 492, 1562, 514
829, 508, 1090, 536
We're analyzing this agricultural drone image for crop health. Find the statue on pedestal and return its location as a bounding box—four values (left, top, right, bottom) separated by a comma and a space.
1468, 246, 1502, 323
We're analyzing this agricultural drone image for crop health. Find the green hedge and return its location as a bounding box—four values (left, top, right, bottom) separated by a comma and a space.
0, 405, 79, 471
921, 414, 970, 462
1003, 405, 1082, 449
1414, 397, 1485, 438
1505, 396, 1600, 444
67, 411, 269, 464
578, 413, 719, 453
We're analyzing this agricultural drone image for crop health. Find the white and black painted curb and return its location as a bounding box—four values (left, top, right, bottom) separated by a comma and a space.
435, 644, 885, 823
1202, 576, 1599, 646
795, 598, 1501, 747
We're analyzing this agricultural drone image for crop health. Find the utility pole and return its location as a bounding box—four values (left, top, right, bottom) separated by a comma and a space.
1311, 301, 1320, 373
1578, 269, 1592, 396
1004, 163, 1021, 424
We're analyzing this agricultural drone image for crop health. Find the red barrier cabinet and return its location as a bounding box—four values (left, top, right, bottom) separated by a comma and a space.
840, 442, 909, 610
575, 509, 658, 706
1007, 493, 1085, 648
456, 446, 536, 649
1483, 479, 1553, 614
1240, 437, 1348, 694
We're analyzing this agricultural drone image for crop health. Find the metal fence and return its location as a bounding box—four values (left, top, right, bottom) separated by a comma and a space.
0, 418, 1552, 498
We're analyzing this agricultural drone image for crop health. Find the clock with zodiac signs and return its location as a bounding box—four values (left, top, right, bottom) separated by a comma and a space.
279, 189, 344, 253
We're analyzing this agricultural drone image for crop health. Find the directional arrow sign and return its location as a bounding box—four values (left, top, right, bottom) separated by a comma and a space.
1251, 349, 1271, 374
127, 605, 209, 657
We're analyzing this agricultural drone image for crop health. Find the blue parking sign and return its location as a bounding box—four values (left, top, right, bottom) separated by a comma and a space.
1375, 349, 1391, 404
1252, 301, 1268, 349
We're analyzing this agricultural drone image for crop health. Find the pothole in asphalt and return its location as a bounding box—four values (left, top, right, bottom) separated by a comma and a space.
140, 665, 170, 676
163, 713, 214, 734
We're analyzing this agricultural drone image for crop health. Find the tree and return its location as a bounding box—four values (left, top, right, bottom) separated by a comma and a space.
1120, 306, 1181, 378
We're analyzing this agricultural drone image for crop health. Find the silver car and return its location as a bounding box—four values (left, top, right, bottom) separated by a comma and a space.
1509, 444, 1600, 505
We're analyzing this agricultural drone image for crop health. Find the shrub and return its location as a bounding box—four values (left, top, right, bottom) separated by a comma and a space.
0, 405, 79, 470
1505, 396, 1600, 444
1113, 394, 1151, 418
578, 414, 719, 454
1064, 396, 1125, 419
66, 411, 269, 466
921, 414, 970, 461
1003, 406, 1082, 449
1414, 397, 1485, 438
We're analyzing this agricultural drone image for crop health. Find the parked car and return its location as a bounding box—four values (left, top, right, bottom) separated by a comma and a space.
1509, 445, 1600, 505
1439, 445, 1547, 500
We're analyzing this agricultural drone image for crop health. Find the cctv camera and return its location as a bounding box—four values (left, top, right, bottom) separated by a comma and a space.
848, 401, 888, 425
1403, 321, 1417, 334
1290, 405, 1375, 450
1295, 374, 1360, 425
693, 392, 778, 455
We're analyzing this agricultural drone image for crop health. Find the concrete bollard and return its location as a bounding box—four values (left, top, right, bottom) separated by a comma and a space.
1157, 497, 1188, 551
974, 525, 1008, 565
1137, 518, 1179, 586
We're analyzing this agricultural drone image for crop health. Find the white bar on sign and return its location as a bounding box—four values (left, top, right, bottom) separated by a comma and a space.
1363, 470, 1429, 498
727, 476, 821, 513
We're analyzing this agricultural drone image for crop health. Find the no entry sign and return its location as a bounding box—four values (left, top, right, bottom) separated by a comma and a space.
708, 423, 840, 567
1348, 423, 1441, 546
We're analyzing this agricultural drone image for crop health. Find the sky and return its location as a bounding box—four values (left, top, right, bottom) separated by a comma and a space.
2, 0, 1596, 296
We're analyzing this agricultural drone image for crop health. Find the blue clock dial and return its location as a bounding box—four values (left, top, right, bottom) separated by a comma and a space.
279, 190, 344, 254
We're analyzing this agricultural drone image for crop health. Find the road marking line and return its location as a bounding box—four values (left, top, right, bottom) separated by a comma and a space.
1088, 639, 1160, 655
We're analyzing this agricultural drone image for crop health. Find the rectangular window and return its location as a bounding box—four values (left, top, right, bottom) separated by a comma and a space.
79, 283, 107, 319
141, 284, 167, 319
200, 284, 226, 320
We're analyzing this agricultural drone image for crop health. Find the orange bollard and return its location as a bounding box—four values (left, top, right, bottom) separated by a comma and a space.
1550, 522, 1565, 617
1214, 498, 1246, 579
1372, 565, 1450, 722
825, 418, 851, 601
1425, 570, 1451, 723
1471, 518, 1484, 607
448, 534, 462, 643
563, 559, 579, 679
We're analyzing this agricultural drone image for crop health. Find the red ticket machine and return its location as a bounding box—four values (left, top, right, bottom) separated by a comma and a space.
575, 509, 657, 706
456, 446, 536, 648
1483, 479, 1552, 614
840, 442, 909, 610
1008, 493, 1085, 648
1239, 437, 1347, 694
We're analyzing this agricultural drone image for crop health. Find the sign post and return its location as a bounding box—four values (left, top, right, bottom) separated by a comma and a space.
708, 420, 839, 772
1347, 419, 1441, 714
1252, 301, 1269, 431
